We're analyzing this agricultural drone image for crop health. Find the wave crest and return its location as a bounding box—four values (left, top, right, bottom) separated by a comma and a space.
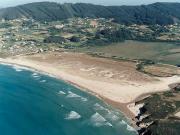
66, 91, 88, 101
65, 111, 81, 120
127, 125, 136, 131
58, 91, 66, 95
32, 73, 40, 78
40, 80, 46, 83
90, 112, 112, 127
105, 111, 119, 122
13, 66, 23, 72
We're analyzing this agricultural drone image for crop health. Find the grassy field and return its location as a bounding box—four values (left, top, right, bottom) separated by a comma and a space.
77, 40, 180, 65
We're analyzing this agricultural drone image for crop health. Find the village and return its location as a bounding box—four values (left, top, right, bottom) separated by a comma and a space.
0, 17, 180, 56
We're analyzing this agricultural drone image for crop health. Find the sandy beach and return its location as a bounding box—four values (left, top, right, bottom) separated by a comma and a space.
0, 51, 180, 120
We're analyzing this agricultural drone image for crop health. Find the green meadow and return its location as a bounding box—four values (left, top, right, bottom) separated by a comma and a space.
77, 40, 180, 65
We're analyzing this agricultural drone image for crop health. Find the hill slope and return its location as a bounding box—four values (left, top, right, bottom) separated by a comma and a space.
0, 2, 180, 25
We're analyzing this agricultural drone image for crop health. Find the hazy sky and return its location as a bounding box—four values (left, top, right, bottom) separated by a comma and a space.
0, 0, 179, 7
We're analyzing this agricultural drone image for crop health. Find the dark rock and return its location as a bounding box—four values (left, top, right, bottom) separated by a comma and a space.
138, 128, 146, 134
139, 106, 147, 114
143, 130, 152, 135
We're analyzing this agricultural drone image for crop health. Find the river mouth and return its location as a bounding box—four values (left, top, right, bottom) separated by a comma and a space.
0, 64, 137, 135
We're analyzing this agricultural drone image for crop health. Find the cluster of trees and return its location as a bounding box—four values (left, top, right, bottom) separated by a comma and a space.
94, 27, 167, 43
95, 28, 134, 42
1, 2, 180, 25
43, 35, 81, 44
93, 24, 171, 43
69, 36, 80, 42
43, 36, 66, 44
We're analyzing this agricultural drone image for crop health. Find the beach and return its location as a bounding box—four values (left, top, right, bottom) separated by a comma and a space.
0, 51, 180, 120
0, 63, 137, 135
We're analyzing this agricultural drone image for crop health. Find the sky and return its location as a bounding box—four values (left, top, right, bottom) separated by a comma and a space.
0, 0, 179, 7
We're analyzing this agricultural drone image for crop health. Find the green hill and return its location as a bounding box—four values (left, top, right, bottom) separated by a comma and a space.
0, 2, 180, 25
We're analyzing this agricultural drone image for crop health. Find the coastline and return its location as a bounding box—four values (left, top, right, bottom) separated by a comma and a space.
0, 52, 180, 130
0, 59, 136, 122
0, 59, 139, 130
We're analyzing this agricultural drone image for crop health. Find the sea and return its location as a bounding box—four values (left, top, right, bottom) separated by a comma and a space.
0, 64, 137, 135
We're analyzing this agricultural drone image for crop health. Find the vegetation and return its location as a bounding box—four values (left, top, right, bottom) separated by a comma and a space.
69, 36, 80, 42
136, 60, 155, 72
136, 84, 180, 135
0, 6, 180, 63
44, 36, 66, 44
95, 28, 134, 42
0, 3, 179, 135
1, 2, 180, 25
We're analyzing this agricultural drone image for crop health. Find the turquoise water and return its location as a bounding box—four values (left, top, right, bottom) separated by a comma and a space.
0, 64, 137, 135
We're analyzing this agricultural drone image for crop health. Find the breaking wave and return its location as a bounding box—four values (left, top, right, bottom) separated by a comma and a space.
66, 91, 81, 98
13, 66, 23, 72
58, 91, 66, 95
127, 125, 136, 131
65, 111, 81, 120
32, 73, 40, 78
40, 80, 46, 83
120, 120, 127, 125
94, 103, 108, 111
90, 112, 112, 127
118, 120, 136, 132
66, 91, 88, 101
105, 111, 120, 122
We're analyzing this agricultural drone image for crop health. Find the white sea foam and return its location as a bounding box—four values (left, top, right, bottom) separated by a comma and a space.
94, 103, 110, 113
0, 61, 58, 79
106, 122, 113, 127
12, 66, 23, 72
40, 80, 46, 83
65, 111, 81, 120
66, 91, 88, 101
119, 120, 127, 125
127, 125, 136, 131
94, 103, 106, 111
121, 120, 127, 125
33, 75, 40, 78
105, 111, 119, 121
117, 120, 136, 132
81, 97, 88, 102
0, 62, 38, 73
66, 91, 81, 98
32, 73, 38, 76
58, 91, 66, 95
11, 64, 29, 72
90, 112, 112, 127
32, 73, 40, 78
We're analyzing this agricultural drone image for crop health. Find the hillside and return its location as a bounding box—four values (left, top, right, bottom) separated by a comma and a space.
0, 2, 180, 25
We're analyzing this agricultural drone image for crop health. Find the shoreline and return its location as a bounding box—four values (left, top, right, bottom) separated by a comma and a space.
0, 59, 138, 130
0, 59, 140, 128
0, 52, 180, 131
0, 60, 136, 120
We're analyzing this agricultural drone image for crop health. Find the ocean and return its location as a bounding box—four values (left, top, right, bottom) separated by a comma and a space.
0, 64, 137, 135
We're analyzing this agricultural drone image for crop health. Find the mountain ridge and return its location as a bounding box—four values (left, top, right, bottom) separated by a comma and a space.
0, 2, 180, 25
